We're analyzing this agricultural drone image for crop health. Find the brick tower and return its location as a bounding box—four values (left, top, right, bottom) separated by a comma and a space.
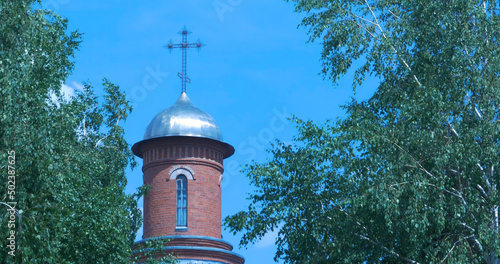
131, 91, 244, 264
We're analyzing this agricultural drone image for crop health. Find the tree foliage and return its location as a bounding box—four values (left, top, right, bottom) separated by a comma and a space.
132, 238, 178, 264
0, 1, 149, 263
225, 0, 500, 263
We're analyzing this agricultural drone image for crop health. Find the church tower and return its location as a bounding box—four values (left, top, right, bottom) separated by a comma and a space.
131, 29, 244, 264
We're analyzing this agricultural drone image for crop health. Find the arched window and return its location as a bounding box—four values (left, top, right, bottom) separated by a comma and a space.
176, 175, 187, 227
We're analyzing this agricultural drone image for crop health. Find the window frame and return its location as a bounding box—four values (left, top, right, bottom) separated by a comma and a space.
176, 174, 188, 229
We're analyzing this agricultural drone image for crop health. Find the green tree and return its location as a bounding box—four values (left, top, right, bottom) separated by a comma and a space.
132, 238, 178, 264
225, 0, 500, 263
0, 1, 157, 263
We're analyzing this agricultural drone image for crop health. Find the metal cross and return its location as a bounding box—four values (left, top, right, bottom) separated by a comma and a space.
165, 27, 203, 93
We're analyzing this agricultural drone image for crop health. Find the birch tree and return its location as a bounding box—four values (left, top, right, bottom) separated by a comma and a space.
0, 1, 148, 263
225, 0, 500, 263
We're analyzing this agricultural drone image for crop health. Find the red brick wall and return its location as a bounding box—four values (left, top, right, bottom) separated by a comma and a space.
140, 137, 230, 239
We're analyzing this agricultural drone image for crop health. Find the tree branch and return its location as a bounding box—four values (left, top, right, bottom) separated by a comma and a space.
363, 0, 422, 87
337, 205, 419, 263
441, 235, 475, 263
354, 232, 421, 264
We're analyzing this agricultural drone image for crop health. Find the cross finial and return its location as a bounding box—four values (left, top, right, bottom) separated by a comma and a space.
165, 27, 203, 94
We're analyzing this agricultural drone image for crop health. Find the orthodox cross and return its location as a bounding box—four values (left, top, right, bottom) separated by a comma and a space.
165, 27, 203, 93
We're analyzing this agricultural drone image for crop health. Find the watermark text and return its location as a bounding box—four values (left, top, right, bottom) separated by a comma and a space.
213, 0, 245, 21
6, 150, 17, 257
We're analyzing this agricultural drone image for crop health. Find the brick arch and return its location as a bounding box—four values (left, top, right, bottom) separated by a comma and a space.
170, 167, 194, 180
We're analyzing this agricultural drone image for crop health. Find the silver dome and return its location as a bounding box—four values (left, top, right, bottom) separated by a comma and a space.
143, 92, 223, 141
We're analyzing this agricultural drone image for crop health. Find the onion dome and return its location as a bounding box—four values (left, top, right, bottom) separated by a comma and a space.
144, 92, 222, 141
132, 92, 234, 158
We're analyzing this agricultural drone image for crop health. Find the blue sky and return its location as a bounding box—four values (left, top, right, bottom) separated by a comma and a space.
46, 0, 375, 262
